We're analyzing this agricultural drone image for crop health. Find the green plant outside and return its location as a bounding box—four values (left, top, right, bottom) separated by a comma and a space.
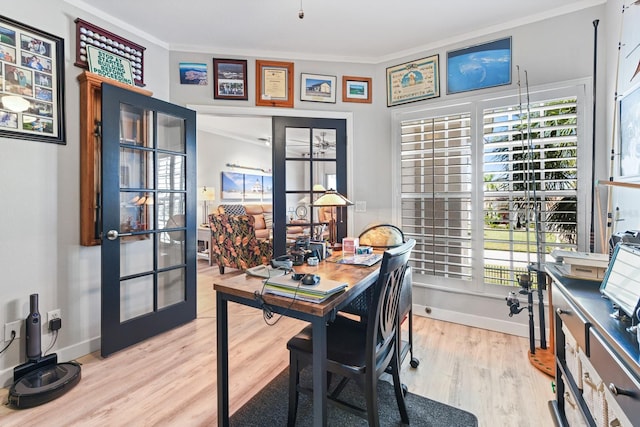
484, 227, 555, 253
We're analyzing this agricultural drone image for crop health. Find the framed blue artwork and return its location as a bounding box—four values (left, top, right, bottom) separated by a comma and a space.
447, 37, 511, 95
179, 62, 207, 85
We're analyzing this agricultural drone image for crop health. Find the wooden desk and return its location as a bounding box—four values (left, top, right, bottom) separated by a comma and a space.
214, 261, 380, 427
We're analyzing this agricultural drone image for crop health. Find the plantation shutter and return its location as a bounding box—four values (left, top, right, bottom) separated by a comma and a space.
400, 113, 473, 280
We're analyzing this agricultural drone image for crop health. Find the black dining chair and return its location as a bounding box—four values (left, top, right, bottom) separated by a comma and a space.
286, 239, 416, 426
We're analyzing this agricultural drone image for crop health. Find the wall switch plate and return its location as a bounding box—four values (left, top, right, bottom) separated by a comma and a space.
355, 201, 366, 212
4, 320, 22, 341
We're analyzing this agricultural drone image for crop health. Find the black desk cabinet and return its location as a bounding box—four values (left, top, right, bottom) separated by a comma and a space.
546, 264, 640, 426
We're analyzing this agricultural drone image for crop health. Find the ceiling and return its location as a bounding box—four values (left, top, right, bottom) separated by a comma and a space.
71, 0, 601, 63
68, 0, 603, 144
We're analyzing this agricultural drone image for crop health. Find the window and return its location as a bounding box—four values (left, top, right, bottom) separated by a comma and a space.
397, 83, 586, 289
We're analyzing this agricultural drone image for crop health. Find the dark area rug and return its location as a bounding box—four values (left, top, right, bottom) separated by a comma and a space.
230, 368, 478, 426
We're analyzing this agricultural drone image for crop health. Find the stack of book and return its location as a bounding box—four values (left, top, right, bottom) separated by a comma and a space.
551, 250, 609, 281
264, 275, 348, 303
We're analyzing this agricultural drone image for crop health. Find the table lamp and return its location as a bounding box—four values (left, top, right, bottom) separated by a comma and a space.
199, 186, 216, 226
312, 189, 353, 250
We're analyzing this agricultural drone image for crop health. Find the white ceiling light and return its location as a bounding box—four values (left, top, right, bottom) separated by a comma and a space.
1, 95, 30, 113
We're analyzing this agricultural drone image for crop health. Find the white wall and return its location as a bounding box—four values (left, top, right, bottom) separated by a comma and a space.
0, 0, 621, 385
0, 0, 170, 385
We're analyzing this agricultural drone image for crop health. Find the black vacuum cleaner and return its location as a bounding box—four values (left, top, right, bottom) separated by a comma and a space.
7, 294, 81, 409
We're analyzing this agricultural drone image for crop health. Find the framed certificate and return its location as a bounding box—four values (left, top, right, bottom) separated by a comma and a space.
386, 55, 439, 107
255, 59, 294, 108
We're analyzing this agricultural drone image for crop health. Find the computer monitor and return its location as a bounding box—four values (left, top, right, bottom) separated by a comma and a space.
600, 244, 640, 322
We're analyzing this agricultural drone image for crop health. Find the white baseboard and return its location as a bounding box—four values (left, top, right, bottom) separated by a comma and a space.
413, 303, 547, 342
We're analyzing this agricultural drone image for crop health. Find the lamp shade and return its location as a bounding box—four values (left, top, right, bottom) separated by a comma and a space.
199, 186, 216, 201
312, 189, 353, 207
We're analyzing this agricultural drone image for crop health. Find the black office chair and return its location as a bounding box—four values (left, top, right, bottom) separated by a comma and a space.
286, 239, 416, 426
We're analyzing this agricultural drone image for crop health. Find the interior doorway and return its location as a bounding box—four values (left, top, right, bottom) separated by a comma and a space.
188, 105, 354, 232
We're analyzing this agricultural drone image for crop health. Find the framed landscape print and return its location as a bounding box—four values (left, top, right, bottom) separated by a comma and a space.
179, 62, 207, 85
342, 76, 372, 103
213, 58, 247, 100
447, 37, 512, 94
386, 55, 439, 107
255, 59, 294, 108
0, 15, 65, 144
300, 73, 336, 103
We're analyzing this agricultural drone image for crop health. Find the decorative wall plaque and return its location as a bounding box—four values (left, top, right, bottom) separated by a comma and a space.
74, 18, 145, 87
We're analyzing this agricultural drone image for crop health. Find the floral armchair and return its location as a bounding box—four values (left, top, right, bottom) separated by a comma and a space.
209, 213, 272, 274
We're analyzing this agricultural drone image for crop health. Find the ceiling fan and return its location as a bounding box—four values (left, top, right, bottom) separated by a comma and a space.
313, 132, 335, 150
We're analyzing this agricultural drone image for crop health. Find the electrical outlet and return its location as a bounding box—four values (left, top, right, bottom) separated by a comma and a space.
355, 201, 366, 212
4, 320, 21, 342
47, 309, 61, 323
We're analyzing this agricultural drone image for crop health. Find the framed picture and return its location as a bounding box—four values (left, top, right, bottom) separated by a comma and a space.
447, 37, 512, 94
255, 59, 294, 108
300, 73, 336, 103
386, 55, 439, 107
619, 83, 640, 177
0, 15, 65, 144
213, 58, 247, 100
342, 76, 372, 103
179, 62, 207, 85
221, 171, 244, 200
244, 174, 263, 200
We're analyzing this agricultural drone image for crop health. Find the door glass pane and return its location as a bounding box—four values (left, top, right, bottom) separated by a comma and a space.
311, 129, 336, 160
120, 191, 155, 233
285, 160, 309, 191
120, 147, 153, 189
120, 236, 154, 276
158, 268, 185, 309
120, 105, 151, 148
159, 229, 185, 268
157, 113, 185, 153
120, 275, 154, 321
286, 127, 310, 157
157, 153, 185, 190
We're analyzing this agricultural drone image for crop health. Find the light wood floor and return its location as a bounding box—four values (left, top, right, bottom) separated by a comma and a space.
0, 262, 555, 426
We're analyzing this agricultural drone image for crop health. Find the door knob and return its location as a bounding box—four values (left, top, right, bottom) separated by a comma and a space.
106, 230, 133, 240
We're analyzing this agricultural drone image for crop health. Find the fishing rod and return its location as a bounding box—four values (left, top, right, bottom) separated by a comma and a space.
604, 2, 632, 250
590, 19, 599, 253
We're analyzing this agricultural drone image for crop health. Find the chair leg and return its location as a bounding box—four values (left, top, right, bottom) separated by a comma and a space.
287, 353, 300, 427
390, 352, 410, 424
364, 373, 381, 427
